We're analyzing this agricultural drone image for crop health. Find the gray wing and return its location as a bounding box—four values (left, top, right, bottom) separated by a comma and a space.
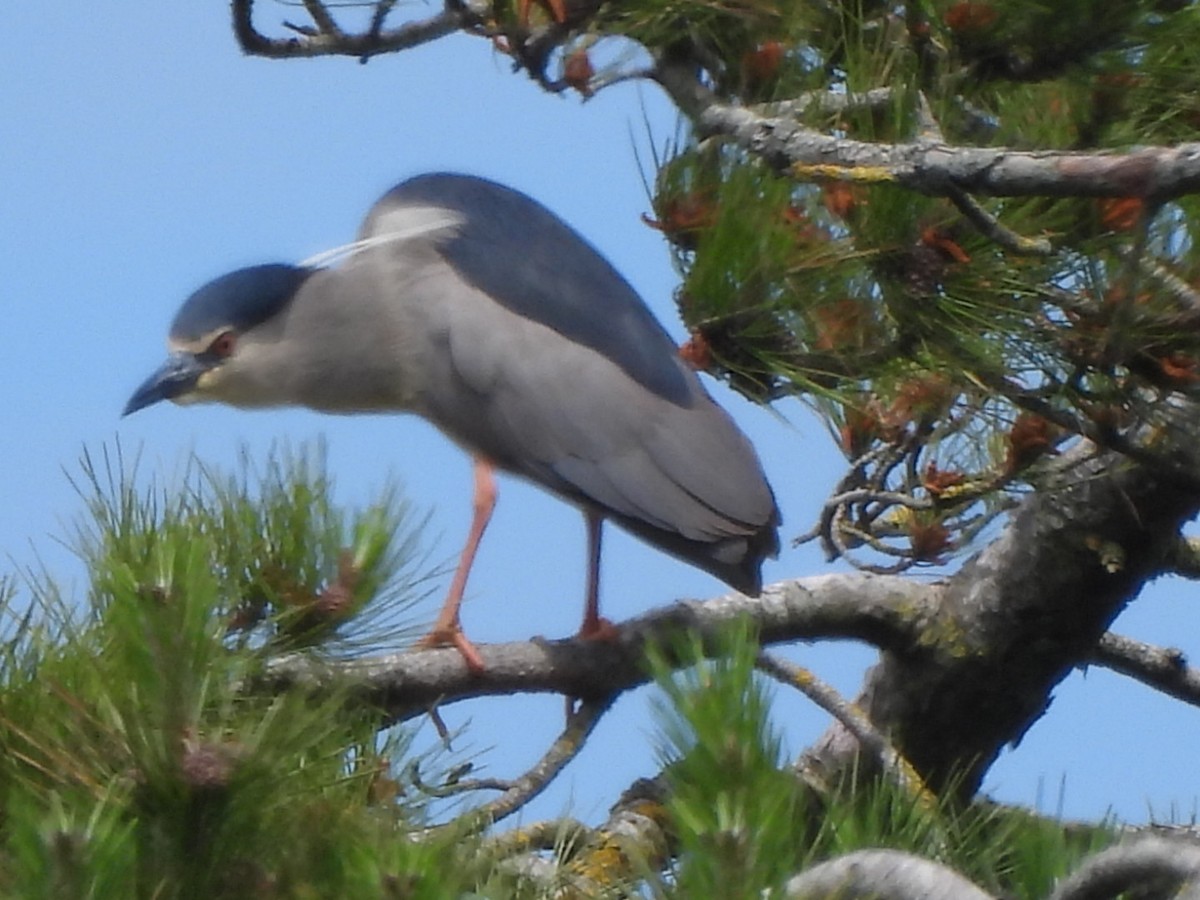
360, 173, 691, 406
359, 173, 780, 592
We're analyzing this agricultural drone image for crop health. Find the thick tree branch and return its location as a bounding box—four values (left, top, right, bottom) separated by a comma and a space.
1092, 632, 1200, 707
808, 429, 1200, 798
511, 795, 1200, 897
262, 573, 934, 723
1047, 835, 1200, 900
1165, 535, 1200, 579
752, 87, 897, 120
781, 848, 995, 900
779, 838, 1200, 900
559, 777, 672, 895
484, 817, 592, 858
654, 63, 1200, 202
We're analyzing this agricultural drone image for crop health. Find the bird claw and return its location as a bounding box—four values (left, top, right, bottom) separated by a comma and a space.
418, 626, 486, 674
577, 615, 620, 643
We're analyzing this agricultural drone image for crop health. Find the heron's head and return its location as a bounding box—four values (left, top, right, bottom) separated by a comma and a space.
123, 264, 314, 416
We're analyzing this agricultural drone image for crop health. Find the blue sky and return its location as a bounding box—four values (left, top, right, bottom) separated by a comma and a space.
4, 4, 1198, 827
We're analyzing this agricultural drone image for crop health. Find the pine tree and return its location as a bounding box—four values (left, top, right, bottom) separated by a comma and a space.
6, 0, 1200, 894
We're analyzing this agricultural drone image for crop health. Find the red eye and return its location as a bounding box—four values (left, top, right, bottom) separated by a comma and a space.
209, 331, 237, 358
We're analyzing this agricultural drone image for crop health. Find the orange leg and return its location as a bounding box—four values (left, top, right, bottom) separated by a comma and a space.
578, 511, 618, 641
420, 458, 496, 673
517, 0, 567, 26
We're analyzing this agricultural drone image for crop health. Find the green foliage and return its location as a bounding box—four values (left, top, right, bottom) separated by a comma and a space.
646, 624, 1118, 898
0, 453, 1133, 897
0, 445, 483, 899
73, 442, 434, 655
802, 785, 1116, 899
648, 624, 804, 897
629, 0, 1200, 570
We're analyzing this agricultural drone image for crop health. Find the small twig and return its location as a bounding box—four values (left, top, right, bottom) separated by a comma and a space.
365, 0, 399, 56
1166, 535, 1200, 579
1092, 632, 1200, 708
913, 94, 1049, 253
302, 0, 343, 36
796, 440, 910, 553
755, 652, 934, 805
914, 91, 944, 143
481, 817, 594, 858
231, 0, 464, 60
282, 20, 320, 37
407, 762, 511, 798
824, 487, 937, 512
836, 521, 917, 561
947, 501, 1017, 546
464, 695, 615, 827
652, 60, 1200, 201
1118, 244, 1200, 320
947, 185, 1054, 256
428, 704, 452, 745
753, 87, 895, 121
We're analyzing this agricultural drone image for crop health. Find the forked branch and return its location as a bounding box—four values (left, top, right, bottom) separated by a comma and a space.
231, 0, 465, 61
261, 573, 934, 723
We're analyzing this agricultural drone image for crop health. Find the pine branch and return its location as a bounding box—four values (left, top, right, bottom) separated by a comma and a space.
559, 777, 672, 895
1091, 632, 1200, 708
781, 848, 996, 900
1166, 535, 1200, 579
756, 653, 928, 797
807, 429, 1200, 799
481, 817, 592, 859
459, 695, 613, 827
1047, 836, 1200, 900
258, 573, 934, 723
659, 68, 1200, 203
231, 0, 464, 61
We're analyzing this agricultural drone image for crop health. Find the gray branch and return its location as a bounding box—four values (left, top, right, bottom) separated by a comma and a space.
1166, 535, 1200, 579
654, 62, 1200, 202
231, 0, 464, 60
262, 573, 934, 724
807, 431, 1200, 798
1047, 836, 1200, 900
1092, 632, 1200, 707
463, 695, 613, 827
778, 837, 1200, 900
756, 652, 930, 801
780, 849, 995, 900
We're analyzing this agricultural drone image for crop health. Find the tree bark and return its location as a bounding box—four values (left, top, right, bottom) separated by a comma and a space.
809, 435, 1200, 797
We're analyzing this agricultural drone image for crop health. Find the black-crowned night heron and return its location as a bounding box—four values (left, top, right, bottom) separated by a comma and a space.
125, 173, 780, 671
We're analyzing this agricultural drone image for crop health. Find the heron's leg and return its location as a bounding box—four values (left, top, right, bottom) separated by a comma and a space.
420, 457, 494, 673
577, 511, 618, 640
517, 0, 567, 26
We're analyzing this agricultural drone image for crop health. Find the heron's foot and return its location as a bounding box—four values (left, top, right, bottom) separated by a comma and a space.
418, 626, 486, 674
577, 615, 620, 643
